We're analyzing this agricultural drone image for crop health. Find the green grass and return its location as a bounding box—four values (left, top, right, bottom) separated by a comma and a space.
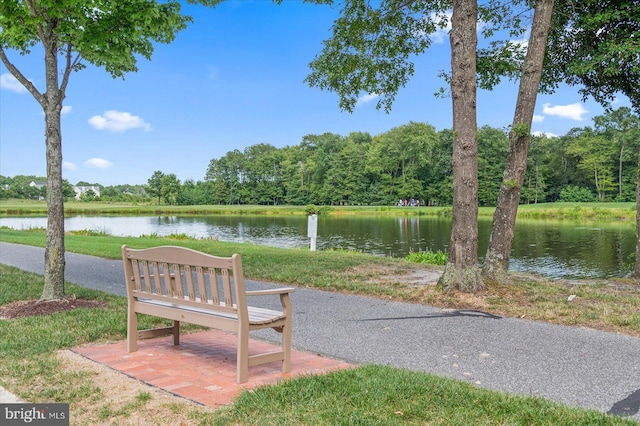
2, 227, 639, 337
212, 365, 633, 425
3, 199, 635, 220
0, 227, 421, 297
0, 265, 634, 425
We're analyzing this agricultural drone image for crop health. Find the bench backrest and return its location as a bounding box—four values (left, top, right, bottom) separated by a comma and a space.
122, 245, 248, 318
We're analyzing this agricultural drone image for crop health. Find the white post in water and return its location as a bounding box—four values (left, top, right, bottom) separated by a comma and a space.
307, 214, 318, 251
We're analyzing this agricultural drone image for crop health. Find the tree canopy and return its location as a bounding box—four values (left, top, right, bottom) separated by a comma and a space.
0, 0, 193, 299
542, 0, 640, 112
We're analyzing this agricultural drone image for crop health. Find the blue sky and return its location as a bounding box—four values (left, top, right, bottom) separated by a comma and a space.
0, 1, 632, 187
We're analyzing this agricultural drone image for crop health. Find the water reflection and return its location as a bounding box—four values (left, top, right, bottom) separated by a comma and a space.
0, 215, 634, 279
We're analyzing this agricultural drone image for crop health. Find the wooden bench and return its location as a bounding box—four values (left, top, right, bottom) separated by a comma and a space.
121, 244, 295, 383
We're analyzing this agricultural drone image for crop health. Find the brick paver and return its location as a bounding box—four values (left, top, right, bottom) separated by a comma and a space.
73, 330, 352, 407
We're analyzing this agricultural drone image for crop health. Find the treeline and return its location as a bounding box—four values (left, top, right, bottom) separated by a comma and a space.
180, 107, 639, 206
3, 107, 638, 206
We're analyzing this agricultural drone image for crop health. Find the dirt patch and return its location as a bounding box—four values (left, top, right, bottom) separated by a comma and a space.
0, 298, 107, 320
362, 263, 443, 287
57, 350, 215, 425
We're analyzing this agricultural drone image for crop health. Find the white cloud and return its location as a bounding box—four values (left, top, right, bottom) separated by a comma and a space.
84, 158, 113, 169
62, 161, 77, 171
0, 73, 28, 94
88, 110, 152, 132
532, 130, 558, 138
356, 93, 380, 107
542, 103, 588, 121
427, 12, 486, 44
532, 114, 544, 123
428, 12, 452, 44
61, 105, 73, 115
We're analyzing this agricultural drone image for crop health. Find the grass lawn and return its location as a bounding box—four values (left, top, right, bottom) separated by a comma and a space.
1, 219, 639, 424
1, 264, 635, 425
2, 228, 639, 337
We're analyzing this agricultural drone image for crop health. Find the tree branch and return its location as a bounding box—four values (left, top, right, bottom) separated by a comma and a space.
0, 46, 45, 106
60, 42, 80, 96
24, 0, 47, 45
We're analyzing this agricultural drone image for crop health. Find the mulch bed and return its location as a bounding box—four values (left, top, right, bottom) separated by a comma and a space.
0, 298, 107, 320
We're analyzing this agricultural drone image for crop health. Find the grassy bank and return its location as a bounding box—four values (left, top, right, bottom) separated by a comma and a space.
1, 199, 637, 220
2, 228, 639, 337
1, 264, 635, 425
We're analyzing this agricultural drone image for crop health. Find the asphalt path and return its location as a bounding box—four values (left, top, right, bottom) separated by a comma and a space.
1, 241, 639, 420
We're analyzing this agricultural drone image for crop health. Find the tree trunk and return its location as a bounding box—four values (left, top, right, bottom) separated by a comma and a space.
619, 140, 624, 198
633, 148, 640, 282
41, 30, 66, 300
438, 0, 484, 292
482, 0, 554, 284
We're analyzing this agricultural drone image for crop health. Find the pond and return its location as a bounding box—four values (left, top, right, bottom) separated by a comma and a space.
0, 214, 635, 280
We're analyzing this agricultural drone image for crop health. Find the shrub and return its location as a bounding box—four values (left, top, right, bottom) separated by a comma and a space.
559, 186, 596, 202
405, 249, 448, 266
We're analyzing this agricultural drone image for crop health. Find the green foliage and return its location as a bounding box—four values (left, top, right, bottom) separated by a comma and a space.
2, 107, 638, 207
559, 186, 596, 203
305, 1, 439, 113
68, 229, 110, 237
511, 122, 530, 137
542, 0, 640, 113
0, 1, 192, 78
477, 126, 509, 206
405, 249, 448, 266
165, 233, 191, 240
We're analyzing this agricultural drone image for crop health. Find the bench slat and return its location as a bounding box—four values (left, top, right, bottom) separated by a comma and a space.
221, 268, 233, 307
208, 267, 219, 305
172, 264, 184, 298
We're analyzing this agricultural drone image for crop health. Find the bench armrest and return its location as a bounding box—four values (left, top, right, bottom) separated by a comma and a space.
245, 287, 295, 297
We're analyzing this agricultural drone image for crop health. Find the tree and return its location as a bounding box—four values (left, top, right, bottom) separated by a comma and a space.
205, 149, 247, 204
539, 0, 640, 278
147, 171, 166, 206
161, 173, 181, 205
0, 1, 191, 300
306, 0, 492, 291
437, 0, 486, 292
542, 0, 640, 113
322, 135, 369, 205
366, 122, 435, 204
477, 126, 508, 206
593, 107, 639, 200
566, 129, 618, 201
482, 0, 555, 283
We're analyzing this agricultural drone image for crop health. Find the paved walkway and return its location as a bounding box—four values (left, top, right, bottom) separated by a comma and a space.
1, 242, 639, 420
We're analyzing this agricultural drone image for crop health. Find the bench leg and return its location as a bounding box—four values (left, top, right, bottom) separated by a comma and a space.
172, 320, 180, 345
237, 324, 249, 384
127, 310, 138, 352
281, 293, 293, 373
282, 319, 292, 374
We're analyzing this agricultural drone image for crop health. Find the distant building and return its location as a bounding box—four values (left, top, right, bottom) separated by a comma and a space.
28, 181, 47, 200
73, 185, 101, 200
29, 181, 46, 189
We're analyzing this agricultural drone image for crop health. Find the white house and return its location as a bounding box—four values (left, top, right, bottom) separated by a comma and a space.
73, 185, 101, 200
29, 181, 46, 189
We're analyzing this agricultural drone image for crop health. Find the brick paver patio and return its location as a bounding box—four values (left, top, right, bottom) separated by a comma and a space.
73, 330, 352, 408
